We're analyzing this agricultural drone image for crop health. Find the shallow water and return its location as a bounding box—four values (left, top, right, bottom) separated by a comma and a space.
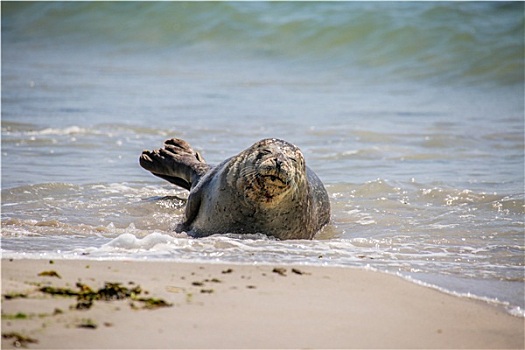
1, 2, 524, 316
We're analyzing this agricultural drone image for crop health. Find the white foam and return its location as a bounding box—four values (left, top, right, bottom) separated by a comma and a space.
508, 306, 525, 318
101, 232, 178, 250
29, 126, 88, 136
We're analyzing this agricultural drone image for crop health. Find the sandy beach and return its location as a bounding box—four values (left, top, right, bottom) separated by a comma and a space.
1, 259, 523, 349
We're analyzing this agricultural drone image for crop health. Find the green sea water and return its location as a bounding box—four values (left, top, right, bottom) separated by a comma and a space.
3, 2, 523, 86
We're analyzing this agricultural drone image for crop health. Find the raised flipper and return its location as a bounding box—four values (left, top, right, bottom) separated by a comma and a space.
139, 138, 211, 190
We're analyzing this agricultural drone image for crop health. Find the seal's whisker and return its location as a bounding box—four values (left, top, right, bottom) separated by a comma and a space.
240, 166, 258, 178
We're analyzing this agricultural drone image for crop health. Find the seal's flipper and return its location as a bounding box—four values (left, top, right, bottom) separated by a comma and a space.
139, 138, 211, 191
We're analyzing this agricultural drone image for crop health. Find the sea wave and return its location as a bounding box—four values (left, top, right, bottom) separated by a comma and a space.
2, 2, 523, 87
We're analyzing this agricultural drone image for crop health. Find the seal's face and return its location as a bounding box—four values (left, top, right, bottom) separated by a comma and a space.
232, 138, 306, 207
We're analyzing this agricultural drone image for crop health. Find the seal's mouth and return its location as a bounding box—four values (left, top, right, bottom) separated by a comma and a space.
262, 174, 287, 185
257, 167, 293, 190
239, 168, 291, 205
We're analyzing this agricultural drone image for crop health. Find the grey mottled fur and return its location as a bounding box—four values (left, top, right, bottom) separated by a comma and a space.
140, 138, 330, 240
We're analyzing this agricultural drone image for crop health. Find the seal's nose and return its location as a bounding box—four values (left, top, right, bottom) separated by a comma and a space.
275, 158, 282, 172
275, 153, 289, 172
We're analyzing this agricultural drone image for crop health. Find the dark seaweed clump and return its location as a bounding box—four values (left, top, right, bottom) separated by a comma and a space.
2, 332, 38, 347
39, 282, 171, 310
38, 270, 61, 278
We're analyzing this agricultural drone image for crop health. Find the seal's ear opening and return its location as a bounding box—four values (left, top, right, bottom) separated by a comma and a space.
195, 151, 205, 163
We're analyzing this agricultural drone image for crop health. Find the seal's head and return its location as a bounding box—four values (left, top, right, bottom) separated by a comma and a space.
229, 138, 306, 207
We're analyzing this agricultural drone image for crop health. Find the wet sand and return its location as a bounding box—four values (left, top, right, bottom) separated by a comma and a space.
1, 258, 523, 349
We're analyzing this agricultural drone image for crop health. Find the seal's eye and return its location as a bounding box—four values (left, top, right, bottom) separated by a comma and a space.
256, 149, 272, 160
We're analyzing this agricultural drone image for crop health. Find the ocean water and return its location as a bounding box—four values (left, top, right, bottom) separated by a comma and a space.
1, 2, 524, 316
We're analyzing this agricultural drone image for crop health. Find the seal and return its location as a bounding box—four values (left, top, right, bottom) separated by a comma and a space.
139, 138, 330, 240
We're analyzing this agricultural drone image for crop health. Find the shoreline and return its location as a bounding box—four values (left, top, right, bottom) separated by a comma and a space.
2, 258, 524, 349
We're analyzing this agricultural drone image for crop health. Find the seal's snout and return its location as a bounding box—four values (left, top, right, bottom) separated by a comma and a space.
259, 155, 291, 179
256, 159, 295, 194
274, 153, 291, 173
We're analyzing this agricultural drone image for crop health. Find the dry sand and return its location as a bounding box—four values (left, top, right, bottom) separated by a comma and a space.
1, 258, 523, 349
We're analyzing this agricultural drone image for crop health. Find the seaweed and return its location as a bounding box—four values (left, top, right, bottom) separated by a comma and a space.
77, 318, 97, 329
39, 286, 78, 297
134, 297, 173, 309
2, 332, 38, 348
3, 292, 28, 300
75, 299, 94, 310
1, 312, 28, 320
272, 267, 287, 276
38, 281, 171, 310
38, 270, 61, 278
2, 279, 171, 339
1, 309, 65, 320
96, 282, 142, 301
